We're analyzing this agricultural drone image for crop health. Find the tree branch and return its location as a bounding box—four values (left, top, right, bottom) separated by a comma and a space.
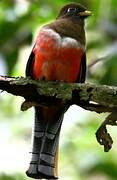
0, 75, 117, 152
0, 76, 117, 109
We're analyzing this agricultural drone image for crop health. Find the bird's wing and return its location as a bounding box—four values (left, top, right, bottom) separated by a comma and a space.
25, 49, 35, 77
76, 52, 86, 83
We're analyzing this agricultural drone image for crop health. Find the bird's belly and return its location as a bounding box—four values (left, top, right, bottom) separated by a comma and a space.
32, 28, 84, 82
33, 47, 83, 82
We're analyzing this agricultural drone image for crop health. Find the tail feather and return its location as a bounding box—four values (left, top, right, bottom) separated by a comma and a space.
26, 106, 65, 179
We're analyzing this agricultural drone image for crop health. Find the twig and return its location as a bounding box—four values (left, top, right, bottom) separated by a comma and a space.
87, 41, 117, 76
88, 56, 107, 69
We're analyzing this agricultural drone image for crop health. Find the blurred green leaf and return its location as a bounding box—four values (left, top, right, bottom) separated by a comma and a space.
0, 173, 27, 180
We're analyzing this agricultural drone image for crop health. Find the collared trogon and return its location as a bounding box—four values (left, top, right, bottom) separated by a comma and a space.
26, 3, 91, 179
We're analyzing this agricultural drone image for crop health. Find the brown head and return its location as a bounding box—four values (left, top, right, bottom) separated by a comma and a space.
57, 3, 91, 21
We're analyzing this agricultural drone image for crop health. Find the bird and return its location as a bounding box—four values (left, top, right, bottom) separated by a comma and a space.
25, 3, 91, 179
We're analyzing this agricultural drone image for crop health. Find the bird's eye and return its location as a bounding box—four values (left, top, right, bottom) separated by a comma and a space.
67, 7, 77, 13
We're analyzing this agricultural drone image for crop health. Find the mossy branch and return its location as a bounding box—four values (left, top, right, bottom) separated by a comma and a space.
0, 75, 117, 152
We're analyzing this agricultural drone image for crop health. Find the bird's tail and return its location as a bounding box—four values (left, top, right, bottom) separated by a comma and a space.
26, 106, 65, 179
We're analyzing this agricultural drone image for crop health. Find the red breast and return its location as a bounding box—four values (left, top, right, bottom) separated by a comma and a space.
33, 28, 85, 82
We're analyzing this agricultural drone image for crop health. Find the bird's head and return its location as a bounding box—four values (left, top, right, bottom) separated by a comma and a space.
57, 3, 91, 21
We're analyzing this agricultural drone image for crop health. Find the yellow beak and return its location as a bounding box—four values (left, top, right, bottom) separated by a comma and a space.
79, 10, 92, 17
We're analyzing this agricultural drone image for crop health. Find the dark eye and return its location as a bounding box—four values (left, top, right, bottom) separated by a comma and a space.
67, 7, 77, 13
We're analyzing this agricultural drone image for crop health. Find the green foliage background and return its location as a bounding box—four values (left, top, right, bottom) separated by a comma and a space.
0, 0, 117, 180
